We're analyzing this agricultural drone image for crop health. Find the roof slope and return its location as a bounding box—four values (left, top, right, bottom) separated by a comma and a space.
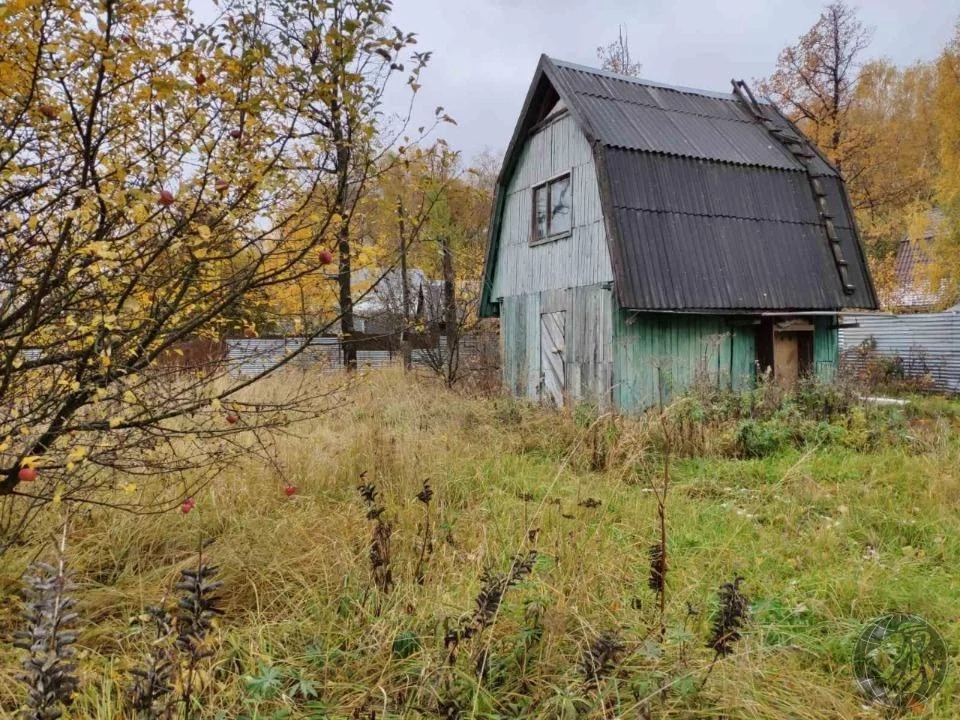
480, 56, 878, 314
890, 210, 946, 310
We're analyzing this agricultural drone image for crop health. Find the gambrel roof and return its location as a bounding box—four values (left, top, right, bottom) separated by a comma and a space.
480, 55, 879, 315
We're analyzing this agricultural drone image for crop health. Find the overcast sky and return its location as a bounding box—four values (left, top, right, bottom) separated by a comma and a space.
193, 0, 958, 163
385, 0, 958, 162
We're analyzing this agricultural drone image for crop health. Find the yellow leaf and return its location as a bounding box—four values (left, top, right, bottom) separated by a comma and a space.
197, 224, 210, 239
123, 390, 137, 404
67, 447, 87, 463
108, 416, 124, 428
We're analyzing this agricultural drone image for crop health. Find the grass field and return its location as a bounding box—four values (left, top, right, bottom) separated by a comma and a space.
1, 369, 958, 719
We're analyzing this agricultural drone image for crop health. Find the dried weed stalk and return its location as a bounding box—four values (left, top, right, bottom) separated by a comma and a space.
129, 605, 176, 719
444, 551, 537, 665
413, 479, 434, 585
580, 630, 625, 690
14, 519, 78, 720
702, 576, 749, 689
358, 479, 393, 610
175, 544, 224, 719
128, 542, 223, 720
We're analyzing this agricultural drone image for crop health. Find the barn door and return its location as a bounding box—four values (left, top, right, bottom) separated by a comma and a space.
540, 311, 565, 406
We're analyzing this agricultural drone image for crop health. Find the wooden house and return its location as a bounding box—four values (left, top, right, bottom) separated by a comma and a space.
480, 56, 878, 410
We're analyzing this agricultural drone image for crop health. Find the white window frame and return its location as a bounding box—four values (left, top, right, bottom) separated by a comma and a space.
530, 170, 572, 245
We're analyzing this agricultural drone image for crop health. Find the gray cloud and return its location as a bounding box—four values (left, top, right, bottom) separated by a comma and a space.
191, 0, 958, 163
388, 0, 957, 162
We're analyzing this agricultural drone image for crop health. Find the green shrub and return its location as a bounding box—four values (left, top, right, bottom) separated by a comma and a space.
736, 418, 794, 457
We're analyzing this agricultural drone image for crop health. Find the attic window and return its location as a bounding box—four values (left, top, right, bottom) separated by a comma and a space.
532, 173, 571, 243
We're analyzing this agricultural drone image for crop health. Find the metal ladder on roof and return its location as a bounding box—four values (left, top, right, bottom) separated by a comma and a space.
731, 79, 856, 296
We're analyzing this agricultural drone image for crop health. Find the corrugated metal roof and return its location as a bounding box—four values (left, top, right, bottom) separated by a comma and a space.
549, 60, 836, 175
479, 55, 879, 316
602, 150, 875, 310
889, 210, 946, 309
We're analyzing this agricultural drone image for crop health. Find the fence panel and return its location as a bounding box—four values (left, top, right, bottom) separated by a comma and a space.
838, 311, 960, 393
225, 334, 499, 378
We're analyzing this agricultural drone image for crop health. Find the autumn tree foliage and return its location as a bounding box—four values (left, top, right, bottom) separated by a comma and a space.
0, 0, 434, 544
760, 3, 960, 306
596, 26, 642, 78
758, 1, 873, 174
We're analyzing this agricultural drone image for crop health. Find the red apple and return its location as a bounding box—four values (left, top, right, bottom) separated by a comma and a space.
319, 249, 333, 265
284, 484, 297, 497
225, 410, 239, 425
17, 466, 37, 482
243, 326, 256, 338
122, 34, 133, 44
215, 179, 229, 193
38, 104, 58, 120
181, 497, 195, 514
195, 72, 206, 87
158, 189, 175, 206
230, 128, 242, 140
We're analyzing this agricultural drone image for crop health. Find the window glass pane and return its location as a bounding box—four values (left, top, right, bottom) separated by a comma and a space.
534, 184, 548, 240
549, 175, 571, 235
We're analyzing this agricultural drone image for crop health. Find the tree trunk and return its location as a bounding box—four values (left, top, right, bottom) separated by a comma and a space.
397, 196, 411, 369
337, 223, 356, 371
440, 235, 458, 386
333, 118, 357, 371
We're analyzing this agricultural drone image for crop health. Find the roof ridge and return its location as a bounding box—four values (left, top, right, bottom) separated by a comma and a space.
574, 88, 759, 125
547, 56, 761, 103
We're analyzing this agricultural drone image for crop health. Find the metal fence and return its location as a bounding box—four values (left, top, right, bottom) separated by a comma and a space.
838, 310, 960, 393
225, 334, 498, 378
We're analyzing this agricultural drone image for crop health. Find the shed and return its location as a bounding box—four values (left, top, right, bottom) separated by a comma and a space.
480, 56, 878, 410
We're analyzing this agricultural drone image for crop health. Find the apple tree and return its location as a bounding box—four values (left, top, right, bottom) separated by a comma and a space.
0, 0, 434, 547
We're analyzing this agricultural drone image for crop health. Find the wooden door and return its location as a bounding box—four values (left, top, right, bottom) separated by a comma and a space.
540, 311, 565, 406
773, 331, 799, 388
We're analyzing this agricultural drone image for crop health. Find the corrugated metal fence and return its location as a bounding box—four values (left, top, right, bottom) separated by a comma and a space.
838, 311, 960, 393
225, 335, 496, 377
226, 338, 386, 376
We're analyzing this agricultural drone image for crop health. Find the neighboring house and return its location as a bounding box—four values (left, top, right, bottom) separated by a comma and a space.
354, 268, 442, 335
479, 56, 878, 411
888, 210, 946, 312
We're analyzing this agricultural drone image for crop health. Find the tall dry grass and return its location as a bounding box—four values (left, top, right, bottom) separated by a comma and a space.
0, 367, 958, 718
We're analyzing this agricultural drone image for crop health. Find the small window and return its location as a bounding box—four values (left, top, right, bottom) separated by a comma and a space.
532, 173, 571, 242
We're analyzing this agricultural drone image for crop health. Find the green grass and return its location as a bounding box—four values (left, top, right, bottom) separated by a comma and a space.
1, 369, 959, 718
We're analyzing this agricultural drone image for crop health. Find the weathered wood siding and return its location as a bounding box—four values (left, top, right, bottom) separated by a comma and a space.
490, 114, 613, 299
813, 317, 838, 381
612, 310, 757, 412
612, 312, 841, 411
500, 284, 613, 408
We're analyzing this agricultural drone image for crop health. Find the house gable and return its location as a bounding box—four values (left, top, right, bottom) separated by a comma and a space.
481, 55, 879, 316
489, 113, 613, 301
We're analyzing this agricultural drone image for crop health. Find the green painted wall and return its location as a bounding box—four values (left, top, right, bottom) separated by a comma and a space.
502, 293, 841, 413
612, 309, 758, 412
813, 316, 839, 381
